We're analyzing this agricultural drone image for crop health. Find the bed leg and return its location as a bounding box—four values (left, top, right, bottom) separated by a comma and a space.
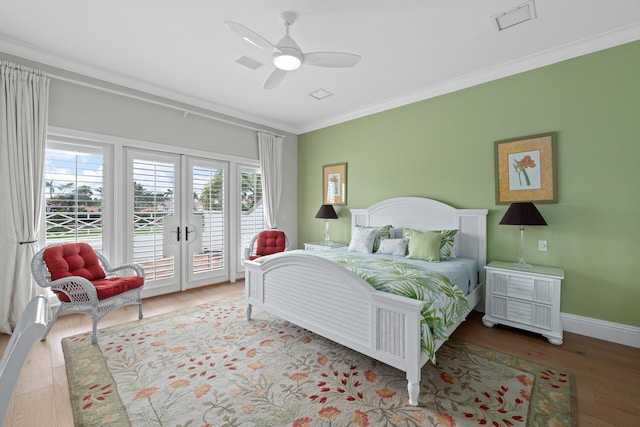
246, 304, 252, 320
407, 381, 420, 406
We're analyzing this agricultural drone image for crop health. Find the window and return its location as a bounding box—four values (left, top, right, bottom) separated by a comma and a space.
239, 166, 263, 264
44, 142, 105, 251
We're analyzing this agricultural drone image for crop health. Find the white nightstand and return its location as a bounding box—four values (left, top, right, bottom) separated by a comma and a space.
482, 261, 565, 345
304, 241, 347, 251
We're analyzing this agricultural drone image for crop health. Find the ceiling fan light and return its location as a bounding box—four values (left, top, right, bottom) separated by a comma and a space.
273, 49, 302, 71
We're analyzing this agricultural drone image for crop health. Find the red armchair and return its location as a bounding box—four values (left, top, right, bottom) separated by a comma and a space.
244, 230, 289, 260
31, 242, 144, 344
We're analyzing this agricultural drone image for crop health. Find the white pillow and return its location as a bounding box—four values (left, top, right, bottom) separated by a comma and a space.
348, 226, 378, 254
375, 238, 407, 256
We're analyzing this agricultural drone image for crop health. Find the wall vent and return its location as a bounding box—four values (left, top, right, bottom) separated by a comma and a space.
492, 0, 537, 31
236, 56, 263, 70
309, 88, 333, 100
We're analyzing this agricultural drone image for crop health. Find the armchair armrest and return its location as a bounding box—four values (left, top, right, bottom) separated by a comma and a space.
48, 276, 98, 302
97, 252, 145, 278
104, 263, 145, 278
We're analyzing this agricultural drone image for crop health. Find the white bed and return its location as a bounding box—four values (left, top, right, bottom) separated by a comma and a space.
244, 197, 487, 406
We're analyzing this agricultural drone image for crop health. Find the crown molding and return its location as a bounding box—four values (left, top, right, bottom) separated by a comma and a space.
297, 22, 640, 134
3, 21, 640, 136
0, 35, 299, 134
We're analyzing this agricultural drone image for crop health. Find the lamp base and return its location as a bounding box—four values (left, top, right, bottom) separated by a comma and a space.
512, 260, 532, 270
324, 219, 330, 243
512, 225, 531, 269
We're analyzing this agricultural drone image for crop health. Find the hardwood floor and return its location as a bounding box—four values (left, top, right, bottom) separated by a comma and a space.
2, 281, 639, 426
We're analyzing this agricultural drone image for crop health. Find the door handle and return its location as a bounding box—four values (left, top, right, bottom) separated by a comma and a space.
174, 226, 181, 242
185, 226, 194, 241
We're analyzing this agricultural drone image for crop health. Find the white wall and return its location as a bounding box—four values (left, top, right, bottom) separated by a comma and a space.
1, 51, 298, 249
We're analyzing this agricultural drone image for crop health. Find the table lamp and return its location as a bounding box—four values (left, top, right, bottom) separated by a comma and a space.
499, 202, 547, 268
315, 204, 338, 243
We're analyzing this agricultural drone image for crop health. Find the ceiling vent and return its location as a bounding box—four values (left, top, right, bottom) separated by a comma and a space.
309, 88, 334, 100
492, 0, 537, 31
236, 56, 263, 70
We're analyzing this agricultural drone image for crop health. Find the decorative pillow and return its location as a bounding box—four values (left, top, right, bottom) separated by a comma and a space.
356, 224, 392, 253
402, 228, 458, 260
348, 226, 379, 254
437, 229, 458, 260
375, 238, 407, 256
405, 229, 442, 262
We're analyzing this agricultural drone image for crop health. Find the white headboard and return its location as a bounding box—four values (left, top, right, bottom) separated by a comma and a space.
351, 197, 488, 282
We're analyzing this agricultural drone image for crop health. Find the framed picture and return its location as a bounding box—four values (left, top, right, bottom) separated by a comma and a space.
495, 132, 557, 204
323, 162, 347, 205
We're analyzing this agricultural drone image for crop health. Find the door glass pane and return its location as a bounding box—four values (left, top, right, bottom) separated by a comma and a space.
240, 166, 263, 263
44, 144, 104, 251
193, 166, 225, 273
132, 159, 175, 280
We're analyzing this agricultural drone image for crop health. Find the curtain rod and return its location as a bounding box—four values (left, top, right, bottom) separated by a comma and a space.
47, 72, 285, 137
1, 60, 47, 76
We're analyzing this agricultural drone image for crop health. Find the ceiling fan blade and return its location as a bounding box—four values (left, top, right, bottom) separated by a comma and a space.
303, 52, 361, 68
263, 69, 287, 90
224, 21, 276, 51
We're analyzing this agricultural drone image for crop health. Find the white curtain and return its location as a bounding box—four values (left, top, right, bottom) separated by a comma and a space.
0, 61, 50, 334
257, 131, 284, 229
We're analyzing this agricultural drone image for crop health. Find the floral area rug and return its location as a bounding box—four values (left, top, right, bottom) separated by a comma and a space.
62, 298, 575, 426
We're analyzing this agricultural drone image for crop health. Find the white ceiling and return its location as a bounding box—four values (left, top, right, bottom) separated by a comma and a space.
1, 0, 639, 135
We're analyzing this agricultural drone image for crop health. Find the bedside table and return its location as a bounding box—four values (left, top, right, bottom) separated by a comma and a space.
304, 241, 347, 251
482, 261, 565, 345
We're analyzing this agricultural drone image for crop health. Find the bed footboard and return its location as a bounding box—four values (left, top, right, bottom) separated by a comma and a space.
245, 253, 428, 406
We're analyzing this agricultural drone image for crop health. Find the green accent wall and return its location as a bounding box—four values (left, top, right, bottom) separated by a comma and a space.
298, 41, 640, 328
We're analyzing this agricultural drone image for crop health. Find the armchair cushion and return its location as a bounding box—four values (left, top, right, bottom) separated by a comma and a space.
43, 242, 106, 281
92, 276, 145, 300
249, 230, 287, 260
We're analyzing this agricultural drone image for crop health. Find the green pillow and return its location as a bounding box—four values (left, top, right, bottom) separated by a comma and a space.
402, 228, 458, 260
406, 229, 442, 262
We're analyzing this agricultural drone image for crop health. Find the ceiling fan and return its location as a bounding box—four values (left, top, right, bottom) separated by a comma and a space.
225, 11, 361, 90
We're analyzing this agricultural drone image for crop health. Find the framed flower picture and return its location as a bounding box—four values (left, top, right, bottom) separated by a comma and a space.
323, 162, 347, 205
495, 132, 557, 204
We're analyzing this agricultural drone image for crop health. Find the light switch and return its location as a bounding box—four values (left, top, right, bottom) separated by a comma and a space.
538, 240, 548, 251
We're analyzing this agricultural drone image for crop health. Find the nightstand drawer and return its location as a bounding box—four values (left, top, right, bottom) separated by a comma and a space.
507, 299, 532, 323
492, 273, 554, 304
491, 297, 553, 330
503, 274, 534, 299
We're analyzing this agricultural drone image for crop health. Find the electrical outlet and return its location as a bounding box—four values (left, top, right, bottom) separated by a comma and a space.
538, 240, 548, 251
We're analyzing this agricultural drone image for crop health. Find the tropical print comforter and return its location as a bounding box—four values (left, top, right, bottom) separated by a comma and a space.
256, 250, 469, 362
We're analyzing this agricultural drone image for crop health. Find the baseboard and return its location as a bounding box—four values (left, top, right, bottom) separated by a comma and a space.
561, 312, 640, 349
476, 304, 640, 348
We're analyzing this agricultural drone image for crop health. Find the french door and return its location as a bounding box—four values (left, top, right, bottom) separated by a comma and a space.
126, 149, 229, 296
